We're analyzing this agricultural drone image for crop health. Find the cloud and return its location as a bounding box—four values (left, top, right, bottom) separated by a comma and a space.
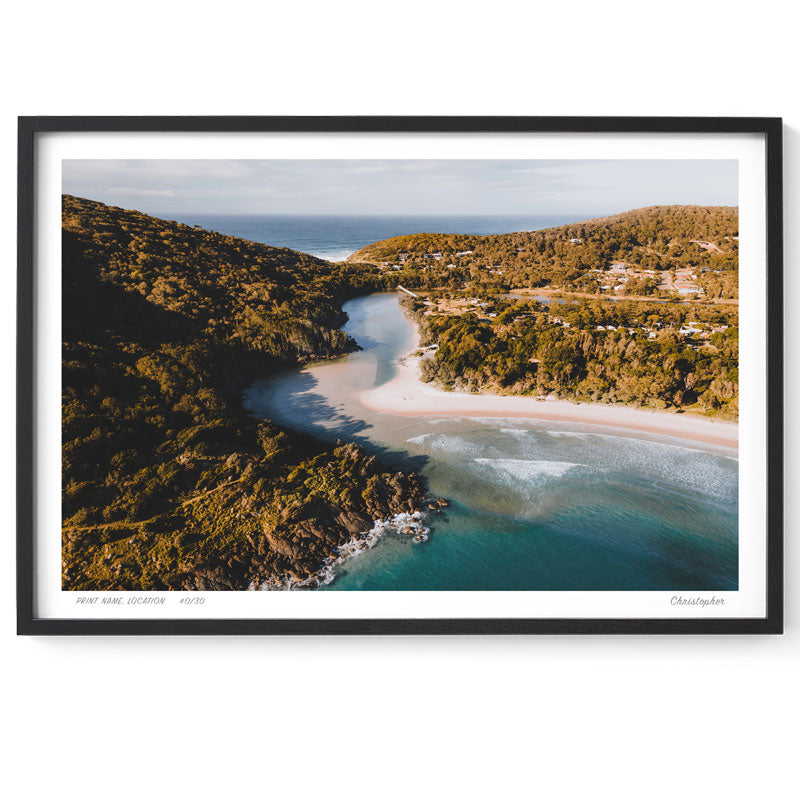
62, 158, 738, 215
105, 187, 185, 197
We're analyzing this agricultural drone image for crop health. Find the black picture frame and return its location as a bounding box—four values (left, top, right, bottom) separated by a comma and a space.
17, 115, 784, 635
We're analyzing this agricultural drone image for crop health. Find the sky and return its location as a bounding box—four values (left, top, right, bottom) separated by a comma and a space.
62, 159, 738, 216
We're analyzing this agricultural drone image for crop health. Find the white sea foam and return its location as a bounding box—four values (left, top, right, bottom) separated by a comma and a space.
542, 428, 738, 459
406, 433, 436, 444
544, 430, 589, 439
474, 458, 590, 484
405, 433, 482, 456
500, 428, 531, 437
307, 247, 357, 262
531, 429, 737, 501
256, 511, 430, 591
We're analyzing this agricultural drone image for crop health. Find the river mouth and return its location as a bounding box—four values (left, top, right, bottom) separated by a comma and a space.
244, 293, 738, 591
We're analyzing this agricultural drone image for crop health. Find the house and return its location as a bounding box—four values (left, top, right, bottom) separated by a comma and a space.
691, 240, 721, 253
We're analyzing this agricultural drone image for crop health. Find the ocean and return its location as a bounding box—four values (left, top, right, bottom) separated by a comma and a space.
166, 213, 587, 262
244, 293, 739, 591
163, 213, 739, 591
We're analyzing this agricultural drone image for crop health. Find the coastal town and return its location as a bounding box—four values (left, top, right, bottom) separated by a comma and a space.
384, 253, 723, 300
398, 286, 733, 354
357, 207, 739, 307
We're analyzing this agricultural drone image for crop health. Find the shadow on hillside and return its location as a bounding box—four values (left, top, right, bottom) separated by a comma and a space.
245, 370, 429, 475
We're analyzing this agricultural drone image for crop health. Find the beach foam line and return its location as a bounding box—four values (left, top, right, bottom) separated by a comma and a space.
542, 428, 738, 458
360, 347, 738, 451
475, 458, 592, 483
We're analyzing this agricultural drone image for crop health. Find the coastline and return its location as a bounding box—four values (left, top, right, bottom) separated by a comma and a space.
253, 511, 431, 591
247, 291, 739, 591
359, 311, 739, 451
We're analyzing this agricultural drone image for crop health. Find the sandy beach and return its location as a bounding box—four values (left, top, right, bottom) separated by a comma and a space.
360, 323, 738, 450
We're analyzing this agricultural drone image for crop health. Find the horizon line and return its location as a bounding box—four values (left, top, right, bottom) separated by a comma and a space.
142, 205, 740, 218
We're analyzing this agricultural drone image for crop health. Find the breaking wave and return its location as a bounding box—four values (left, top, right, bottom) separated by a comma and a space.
543, 428, 738, 459
307, 246, 357, 262
474, 458, 593, 485
405, 433, 483, 456
251, 511, 430, 591
533, 429, 737, 501
499, 428, 532, 438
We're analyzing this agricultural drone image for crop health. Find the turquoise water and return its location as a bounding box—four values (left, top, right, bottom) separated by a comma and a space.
244, 294, 738, 591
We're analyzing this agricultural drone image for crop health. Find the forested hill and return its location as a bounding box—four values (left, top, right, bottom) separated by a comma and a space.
63, 195, 388, 361
62, 196, 425, 591
349, 205, 739, 298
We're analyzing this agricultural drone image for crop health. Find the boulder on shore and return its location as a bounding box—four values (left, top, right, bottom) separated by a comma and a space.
335, 510, 372, 535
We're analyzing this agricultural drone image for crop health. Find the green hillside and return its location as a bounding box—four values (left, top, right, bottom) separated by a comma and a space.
62, 196, 424, 591
350, 205, 739, 299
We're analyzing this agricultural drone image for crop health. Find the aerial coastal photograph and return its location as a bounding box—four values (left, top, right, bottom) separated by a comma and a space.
61, 158, 739, 592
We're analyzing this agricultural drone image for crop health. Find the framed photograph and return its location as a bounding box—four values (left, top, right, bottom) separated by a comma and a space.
17, 116, 783, 635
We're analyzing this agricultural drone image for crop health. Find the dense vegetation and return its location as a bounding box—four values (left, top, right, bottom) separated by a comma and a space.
351, 205, 739, 418
406, 296, 738, 418
62, 196, 424, 591
351, 205, 739, 299
63, 199, 739, 588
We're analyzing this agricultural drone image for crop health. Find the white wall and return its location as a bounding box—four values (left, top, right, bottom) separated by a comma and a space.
2, 2, 797, 797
